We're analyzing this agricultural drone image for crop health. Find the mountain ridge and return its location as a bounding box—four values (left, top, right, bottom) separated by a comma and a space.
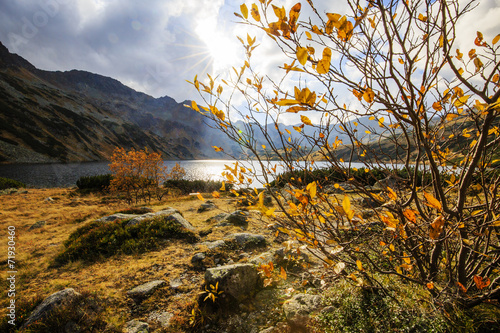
0, 41, 239, 164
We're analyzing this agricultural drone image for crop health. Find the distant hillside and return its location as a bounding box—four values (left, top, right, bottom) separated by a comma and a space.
0, 41, 238, 163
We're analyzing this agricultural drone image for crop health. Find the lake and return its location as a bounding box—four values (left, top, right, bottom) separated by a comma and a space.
0, 160, 373, 188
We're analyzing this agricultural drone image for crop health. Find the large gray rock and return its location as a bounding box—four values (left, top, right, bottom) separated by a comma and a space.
225, 233, 266, 249
126, 280, 166, 302
225, 210, 249, 226
96, 213, 138, 223
123, 319, 149, 333
125, 208, 182, 226
20, 288, 80, 330
204, 263, 259, 302
201, 239, 226, 250
283, 294, 322, 331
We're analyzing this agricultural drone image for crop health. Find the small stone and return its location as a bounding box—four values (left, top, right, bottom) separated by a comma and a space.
204, 263, 259, 302
283, 294, 322, 331
191, 252, 206, 266
225, 233, 266, 249
123, 319, 149, 333
127, 280, 166, 302
198, 201, 217, 213
169, 278, 183, 289
29, 220, 46, 230
201, 239, 226, 250
44, 197, 54, 202
147, 311, 173, 328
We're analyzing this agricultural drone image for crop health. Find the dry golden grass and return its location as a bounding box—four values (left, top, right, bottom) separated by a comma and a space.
0, 188, 271, 330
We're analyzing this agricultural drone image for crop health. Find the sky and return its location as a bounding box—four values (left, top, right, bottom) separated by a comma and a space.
0, 0, 499, 114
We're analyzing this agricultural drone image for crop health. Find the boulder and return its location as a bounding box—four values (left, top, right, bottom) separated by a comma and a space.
201, 240, 226, 250
126, 280, 166, 302
225, 233, 266, 249
283, 293, 322, 331
20, 288, 80, 330
204, 263, 259, 302
96, 213, 138, 223
206, 213, 230, 224
125, 208, 182, 226
123, 319, 149, 333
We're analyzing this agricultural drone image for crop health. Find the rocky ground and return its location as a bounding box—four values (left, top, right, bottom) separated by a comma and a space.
0, 188, 340, 333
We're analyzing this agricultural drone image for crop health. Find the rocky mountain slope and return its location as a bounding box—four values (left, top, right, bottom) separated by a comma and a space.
0, 42, 236, 163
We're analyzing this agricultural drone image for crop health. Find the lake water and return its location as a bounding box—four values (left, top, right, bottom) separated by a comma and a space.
0, 160, 371, 188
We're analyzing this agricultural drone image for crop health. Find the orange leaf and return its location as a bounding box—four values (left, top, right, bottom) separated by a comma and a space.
251, 3, 261, 22
197, 193, 205, 201
403, 209, 417, 224
474, 275, 491, 290
386, 187, 397, 201
424, 191, 442, 211
457, 282, 468, 293
429, 215, 445, 240
427, 282, 434, 289
280, 267, 287, 280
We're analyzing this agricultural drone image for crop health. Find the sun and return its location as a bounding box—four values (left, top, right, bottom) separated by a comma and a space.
173, 20, 241, 76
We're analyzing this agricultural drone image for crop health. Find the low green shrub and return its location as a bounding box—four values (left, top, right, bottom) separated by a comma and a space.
53, 216, 198, 266
164, 179, 233, 194
0, 176, 25, 190
270, 166, 435, 188
315, 279, 450, 333
76, 174, 112, 192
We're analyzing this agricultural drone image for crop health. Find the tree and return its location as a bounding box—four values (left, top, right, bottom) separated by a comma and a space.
189, 0, 500, 308
109, 147, 167, 203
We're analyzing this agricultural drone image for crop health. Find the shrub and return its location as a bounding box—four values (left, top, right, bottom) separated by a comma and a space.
164, 179, 233, 195
0, 176, 25, 190
53, 216, 198, 266
314, 280, 450, 333
76, 174, 112, 191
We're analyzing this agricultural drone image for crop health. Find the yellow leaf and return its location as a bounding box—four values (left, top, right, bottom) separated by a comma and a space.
418, 13, 428, 22
432, 101, 443, 111
424, 191, 442, 211
356, 260, 363, 271
307, 181, 317, 198
212, 191, 220, 198
262, 145, 266, 149
363, 88, 375, 103
446, 113, 458, 121
386, 187, 397, 201
305, 31, 312, 39
365, 130, 371, 134
403, 252, 411, 265
296, 47, 308, 65
301, 115, 312, 125
493, 34, 500, 45
251, 3, 260, 22
389, 243, 395, 251
316, 47, 332, 74
191, 100, 200, 112
240, 4, 248, 19
293, 126, 302, 133
220, 181, 226, 191
274, 99, 300, 106
197, 193, 205, 201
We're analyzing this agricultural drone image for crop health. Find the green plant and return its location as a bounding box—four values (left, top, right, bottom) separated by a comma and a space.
0, 176, 26, 190
164, 179, 233, 195
76, 174, 112, 192
53, 216, 198, 266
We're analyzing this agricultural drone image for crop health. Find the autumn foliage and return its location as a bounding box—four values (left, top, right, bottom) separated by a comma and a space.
109, 147, 167, 204
190, 0, 500, 309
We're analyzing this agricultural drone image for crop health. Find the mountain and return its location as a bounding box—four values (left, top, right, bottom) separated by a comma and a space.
0, 41, 238, 163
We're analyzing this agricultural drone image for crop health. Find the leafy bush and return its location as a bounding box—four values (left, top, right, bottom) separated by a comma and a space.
315, 280, 449, 333
0, 176, 25, 190
270, 166, 435, 188
53, 216, 198, 266
164, 179, 233, 194
76, 174, 112, 191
